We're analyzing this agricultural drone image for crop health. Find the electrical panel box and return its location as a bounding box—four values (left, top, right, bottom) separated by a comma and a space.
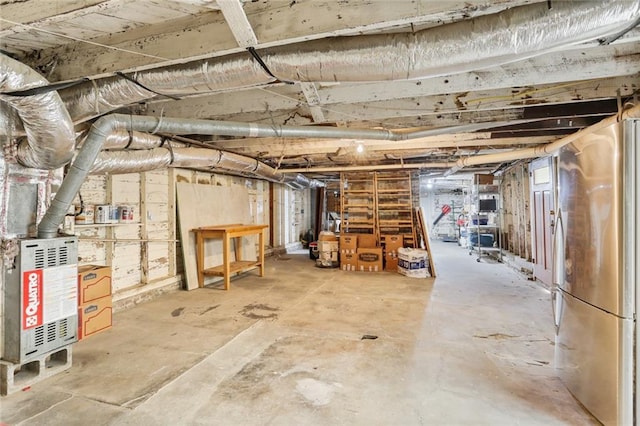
2, 237, 78, 363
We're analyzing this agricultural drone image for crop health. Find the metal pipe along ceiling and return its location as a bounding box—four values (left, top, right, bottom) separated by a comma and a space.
37, 114, 326, 238
59, 0, 640, 124
273, 103, 640, 174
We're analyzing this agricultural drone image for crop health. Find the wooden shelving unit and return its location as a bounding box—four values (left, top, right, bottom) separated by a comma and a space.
376, 171, 416, 247
340, 172, 377, 238
340, 171, 417, 247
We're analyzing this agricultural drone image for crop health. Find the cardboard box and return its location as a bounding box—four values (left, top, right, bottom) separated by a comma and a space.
78, 296, 112, 340
340, 252, 358, 271
357, 247, 383, 272
397, 247, 429, 278
78, 265, 112, 304
475, 174, 494, 185
318, 241, 339, 263
318, 231, 338, 241
383, 235, 404, 257
340, 234, 358, 254
357, 234, 377, 248
385, 255, 399, 272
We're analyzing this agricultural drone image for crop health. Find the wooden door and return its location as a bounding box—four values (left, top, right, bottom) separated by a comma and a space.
530, 157, 555, 285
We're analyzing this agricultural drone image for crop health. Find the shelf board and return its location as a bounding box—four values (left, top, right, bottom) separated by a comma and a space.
203, 260, 260, 276
377, 189, 410, 194
75, 222, 141, 228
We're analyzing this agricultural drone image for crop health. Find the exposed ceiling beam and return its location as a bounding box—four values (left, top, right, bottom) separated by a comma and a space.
315, 42, 640, 105
14, 0, 541, 82
217, 0, 257, 47
299, 82, 326, 122
0, 0, 108, 32
208, 134, 553, 156
144, 57, 638, 122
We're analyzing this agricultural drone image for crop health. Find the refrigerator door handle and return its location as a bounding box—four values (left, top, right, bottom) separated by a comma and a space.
551, 287, 562, 334
551, 207, 564, 288
551, 207, 564, 334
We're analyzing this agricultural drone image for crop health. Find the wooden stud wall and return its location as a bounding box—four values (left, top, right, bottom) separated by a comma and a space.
499, 163, 532, 261
73, 169, 291, 303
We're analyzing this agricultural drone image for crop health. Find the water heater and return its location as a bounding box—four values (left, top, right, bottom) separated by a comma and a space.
2, 237, 78, 364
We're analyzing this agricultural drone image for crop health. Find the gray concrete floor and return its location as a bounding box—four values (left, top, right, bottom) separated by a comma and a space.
1, 241, 597, 425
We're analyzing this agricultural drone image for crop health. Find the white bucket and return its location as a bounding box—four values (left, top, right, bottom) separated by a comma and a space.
95, 205, 111, 224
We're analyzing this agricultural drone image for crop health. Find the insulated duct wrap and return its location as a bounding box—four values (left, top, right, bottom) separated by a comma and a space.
267, 1, 640, 81
90, 145, 288, 184
57, 0, 640, 124
0, 54, 76, 168
63, 56, 274, 123
90, 148, 172, 174
284, 173, 323, 189
99, 129, 166, 150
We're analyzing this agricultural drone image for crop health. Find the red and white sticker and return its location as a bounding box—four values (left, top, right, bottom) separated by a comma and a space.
22, 269, 44, 330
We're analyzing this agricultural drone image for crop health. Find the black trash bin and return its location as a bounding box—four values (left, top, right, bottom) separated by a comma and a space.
309, 241, 319, 260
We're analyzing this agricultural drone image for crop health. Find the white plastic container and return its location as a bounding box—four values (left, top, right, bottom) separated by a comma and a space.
95, 205, 111, 224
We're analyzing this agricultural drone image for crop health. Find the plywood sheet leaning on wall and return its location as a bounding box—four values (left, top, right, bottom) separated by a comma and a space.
415, 206, 436, 278
176, 183, 255, 290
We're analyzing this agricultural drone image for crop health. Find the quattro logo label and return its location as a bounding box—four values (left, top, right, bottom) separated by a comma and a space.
22, 269, 44, 330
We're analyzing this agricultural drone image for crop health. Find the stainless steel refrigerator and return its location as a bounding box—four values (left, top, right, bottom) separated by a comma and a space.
553, 119, 639, 425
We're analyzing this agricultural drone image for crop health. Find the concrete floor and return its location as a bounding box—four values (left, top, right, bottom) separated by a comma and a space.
1, 241, 597, 425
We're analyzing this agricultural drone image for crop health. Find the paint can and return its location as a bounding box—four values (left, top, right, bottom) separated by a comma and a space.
109, 204, 120, 223
95, 204, 111, 224
75, 204, 94, 224
118, 206, 134, 223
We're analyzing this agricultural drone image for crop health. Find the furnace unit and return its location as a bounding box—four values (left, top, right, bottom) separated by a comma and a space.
2, 237, 78, 364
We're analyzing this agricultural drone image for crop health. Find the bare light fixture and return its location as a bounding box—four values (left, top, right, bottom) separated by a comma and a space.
356, 143, 364, 153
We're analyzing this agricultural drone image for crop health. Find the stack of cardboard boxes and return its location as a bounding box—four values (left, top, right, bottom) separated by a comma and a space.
339, 234, 358, 271
339, 233, 383, 272
77, 265, 113, 340
317, 232, 339, 267
383, 235, 404, 272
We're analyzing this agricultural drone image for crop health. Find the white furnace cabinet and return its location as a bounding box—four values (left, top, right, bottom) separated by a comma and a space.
2, 237, 78, 364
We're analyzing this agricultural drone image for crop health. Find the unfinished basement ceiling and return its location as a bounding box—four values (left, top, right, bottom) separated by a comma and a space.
0, 0, 639, 180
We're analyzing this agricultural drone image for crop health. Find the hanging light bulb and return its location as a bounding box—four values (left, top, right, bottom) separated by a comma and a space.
426, 178, 434, 189
356, 143, 364, 153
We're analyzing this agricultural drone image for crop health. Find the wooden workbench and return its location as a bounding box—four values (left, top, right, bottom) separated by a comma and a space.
192, 224, 268, 290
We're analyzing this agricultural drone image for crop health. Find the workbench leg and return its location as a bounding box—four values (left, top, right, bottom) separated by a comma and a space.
223, 234, 231, 290
233, 236, 242, 262
196, 233, 204, 288
259, 229, 265, 277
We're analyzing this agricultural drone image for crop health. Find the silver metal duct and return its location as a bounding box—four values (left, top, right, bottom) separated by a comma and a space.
89, 132, 321, 187
89, 146, 284, 180
0, 54, 76, 168
59, 0, 640, 123
100, 129, 168, 150
37, 114, 324, 238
